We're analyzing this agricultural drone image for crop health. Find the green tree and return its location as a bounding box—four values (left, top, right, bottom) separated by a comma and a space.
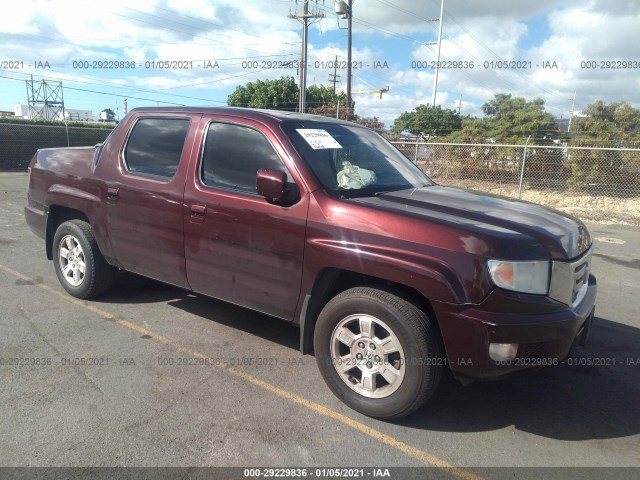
308, 101, 350, 120
391, 104, 462, 136
307, 102, 384, 133
227, 77, 384, 128
444, 94, 562, 144
306, 88, 351, 120
353, 115, 385, 133
572, 101, 640, 146
100, 108, 116, 122
442, 116, 493, 176
444, 116, 489, 143
569, 101, 640, 188
480, 93, 559, 143
227, 77, 355, 113
306, 85, 346, 109
227, 76, 299, 111
443, 94, 564, 178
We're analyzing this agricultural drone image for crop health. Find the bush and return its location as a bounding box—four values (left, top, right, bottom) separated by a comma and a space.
0, 122, 113, 170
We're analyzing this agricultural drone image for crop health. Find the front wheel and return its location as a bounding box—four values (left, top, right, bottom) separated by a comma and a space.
314, 287, 444, 419
52, 220, 115, 299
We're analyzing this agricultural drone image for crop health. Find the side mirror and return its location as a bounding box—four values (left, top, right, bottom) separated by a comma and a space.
256, 169, 287, 202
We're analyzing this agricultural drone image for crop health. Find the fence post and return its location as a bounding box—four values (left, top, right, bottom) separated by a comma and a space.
518, 135, 532, 199
63, 120, 70, 147
413, 133, 426, 164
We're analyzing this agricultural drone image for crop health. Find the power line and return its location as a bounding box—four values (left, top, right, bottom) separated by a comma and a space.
322, 0, 578, 113
0, 74, 186, 106
373, 0, 438, 23
426, 2, 576, 110
313, 2, 503, 100
0, 71, 364, 110
116, 6, 298, 57
0, 68, 232, 104
4, 2, 495, 111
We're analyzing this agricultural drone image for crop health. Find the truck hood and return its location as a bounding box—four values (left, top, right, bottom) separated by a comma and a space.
352, 186, 591, 260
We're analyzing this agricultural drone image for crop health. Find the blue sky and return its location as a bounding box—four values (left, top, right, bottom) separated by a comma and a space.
1, 0, 639, 128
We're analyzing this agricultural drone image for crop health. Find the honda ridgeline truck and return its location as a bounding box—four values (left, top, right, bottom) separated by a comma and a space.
25, 107, 596, 419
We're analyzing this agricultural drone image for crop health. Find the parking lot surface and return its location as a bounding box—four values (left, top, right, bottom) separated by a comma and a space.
1, 172, 639, 477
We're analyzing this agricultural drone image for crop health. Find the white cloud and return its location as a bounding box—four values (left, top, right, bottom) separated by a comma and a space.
166, 0, 218, 20
0, 0, 46, 34
1, 0, 639, 127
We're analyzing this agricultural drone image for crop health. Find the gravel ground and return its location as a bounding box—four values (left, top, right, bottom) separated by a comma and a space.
435, 179, 640, 225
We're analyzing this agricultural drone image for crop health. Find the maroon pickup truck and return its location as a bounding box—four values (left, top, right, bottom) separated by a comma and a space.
25, 107, 596, 419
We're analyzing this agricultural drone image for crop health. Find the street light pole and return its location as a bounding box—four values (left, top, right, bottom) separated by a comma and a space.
300, 1, 309, 113
431, 0, 444, 106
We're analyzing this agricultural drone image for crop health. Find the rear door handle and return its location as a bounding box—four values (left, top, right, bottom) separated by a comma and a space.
107, 187, 119, 200
190, 204, 206, 217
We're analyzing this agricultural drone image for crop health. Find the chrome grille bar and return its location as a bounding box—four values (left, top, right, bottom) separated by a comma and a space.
549, 245, 593, 307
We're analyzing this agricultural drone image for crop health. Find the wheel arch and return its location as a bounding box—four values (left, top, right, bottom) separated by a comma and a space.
45, 206, 90, 260
299, 267, 440, 355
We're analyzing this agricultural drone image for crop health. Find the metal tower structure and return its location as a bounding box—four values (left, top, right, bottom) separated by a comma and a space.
25, 78, 66, 120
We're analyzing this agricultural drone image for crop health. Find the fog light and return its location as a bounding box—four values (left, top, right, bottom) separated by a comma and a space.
489, 343, 518, 361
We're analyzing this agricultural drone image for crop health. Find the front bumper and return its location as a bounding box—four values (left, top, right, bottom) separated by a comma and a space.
432, 274, 597, 380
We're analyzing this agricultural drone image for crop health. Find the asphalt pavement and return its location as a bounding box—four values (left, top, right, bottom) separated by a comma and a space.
1, 172, 639, 479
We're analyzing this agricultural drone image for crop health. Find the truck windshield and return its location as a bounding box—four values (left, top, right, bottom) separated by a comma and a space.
281, 122, 432, 197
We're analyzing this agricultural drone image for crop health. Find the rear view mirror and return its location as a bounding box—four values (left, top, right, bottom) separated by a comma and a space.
256, 169, 287, 202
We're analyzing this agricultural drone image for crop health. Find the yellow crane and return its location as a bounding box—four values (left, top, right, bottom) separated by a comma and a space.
341, 86, 389, 99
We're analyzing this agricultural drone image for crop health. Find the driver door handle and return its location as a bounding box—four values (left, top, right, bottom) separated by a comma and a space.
107, 187, 119, 200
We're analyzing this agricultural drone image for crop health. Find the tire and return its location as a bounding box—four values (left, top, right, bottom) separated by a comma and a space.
314, 286, 444, 419
52, 220, 115, 299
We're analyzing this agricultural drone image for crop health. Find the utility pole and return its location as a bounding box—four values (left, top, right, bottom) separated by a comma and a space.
346, 0, 353, 119
456, 94, 463, 115
567, 91, 576, 132
431, 0, 445, 106
335, 1, 353, 119
289, 1, 324, 113
123, 98, 128, 116
329, 55, 340, 94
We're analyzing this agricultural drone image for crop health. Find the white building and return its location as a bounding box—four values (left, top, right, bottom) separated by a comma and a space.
62, 109, 94, 122
14, 104, 32, 118
14, 104, 94, 122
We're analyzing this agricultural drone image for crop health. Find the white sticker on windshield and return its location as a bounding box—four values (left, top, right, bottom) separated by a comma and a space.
296, 129, 342, 149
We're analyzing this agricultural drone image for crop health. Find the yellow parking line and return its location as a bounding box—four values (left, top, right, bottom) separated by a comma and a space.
0, 263, 482, 480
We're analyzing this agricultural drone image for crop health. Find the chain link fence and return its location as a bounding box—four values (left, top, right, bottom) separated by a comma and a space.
1, 123, 639, 223
0, 122, 113, 170
391, 141, 640, 224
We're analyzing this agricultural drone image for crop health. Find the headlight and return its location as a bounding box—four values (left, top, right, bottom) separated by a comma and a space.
487, 260, 550, 295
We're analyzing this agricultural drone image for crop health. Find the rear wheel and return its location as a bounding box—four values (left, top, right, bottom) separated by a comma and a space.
53, 220, 115, 299
314, 286, 444, 419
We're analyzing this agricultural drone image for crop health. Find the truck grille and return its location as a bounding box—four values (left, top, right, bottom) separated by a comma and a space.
549, 246, 592, 307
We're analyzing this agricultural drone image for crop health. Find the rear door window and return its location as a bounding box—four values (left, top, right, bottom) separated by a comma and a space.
124, 118, 190, 179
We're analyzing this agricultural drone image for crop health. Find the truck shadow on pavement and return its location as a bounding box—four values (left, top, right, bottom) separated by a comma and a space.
400, 316, 640, 441
97, 272, 300, 349
98, 274, 640, 442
